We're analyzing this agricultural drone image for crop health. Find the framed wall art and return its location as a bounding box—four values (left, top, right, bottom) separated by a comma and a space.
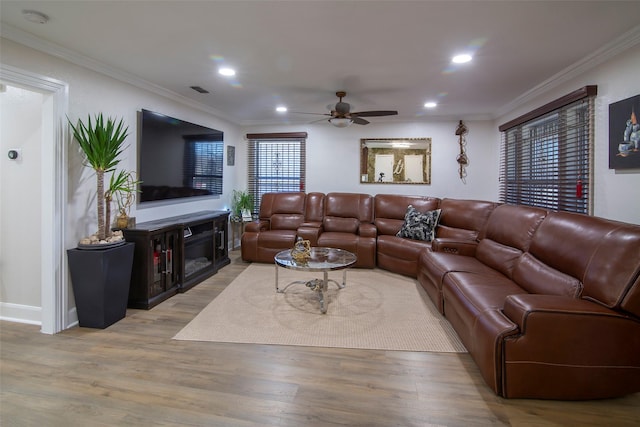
227, 145, 235, 166
360, 138, 432, 184
609, 94, 640, 169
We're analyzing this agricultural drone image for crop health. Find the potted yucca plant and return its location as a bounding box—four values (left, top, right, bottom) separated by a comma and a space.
66, 113, 135, 328
69, 113, 129, 245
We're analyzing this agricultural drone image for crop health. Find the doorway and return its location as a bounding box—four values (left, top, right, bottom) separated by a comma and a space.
0, 64, 68, 333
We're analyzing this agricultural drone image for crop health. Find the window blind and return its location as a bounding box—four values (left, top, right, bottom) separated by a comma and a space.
499, 86, 596, 214
246, 132, 307, 214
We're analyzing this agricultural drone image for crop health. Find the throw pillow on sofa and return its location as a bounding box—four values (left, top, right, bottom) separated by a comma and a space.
396, 205, 442, 241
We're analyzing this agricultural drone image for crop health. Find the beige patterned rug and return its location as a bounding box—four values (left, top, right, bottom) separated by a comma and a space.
174, 263, 467, 353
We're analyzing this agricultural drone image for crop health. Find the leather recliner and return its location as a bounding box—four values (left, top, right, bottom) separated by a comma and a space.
240, 192, 306, 263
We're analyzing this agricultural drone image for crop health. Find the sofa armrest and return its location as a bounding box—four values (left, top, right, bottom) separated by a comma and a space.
244, 220, 269, 233
359, 223, 377, 238
300, 221, 322, 228
502, 293, 640, 365
431, 238, 478, 256
503, 294, 620, 329
297, 223, 323, 246
500, 294, 640, 399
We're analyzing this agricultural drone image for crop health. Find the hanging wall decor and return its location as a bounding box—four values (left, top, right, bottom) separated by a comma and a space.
227, 145, 236, 166
609, 94, 640, 170
455, 120, 469, 182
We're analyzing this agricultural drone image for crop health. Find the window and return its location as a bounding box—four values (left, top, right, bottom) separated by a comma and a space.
499, 86, 597, 214
183, 137, 224, 195
246, 132, 307, 213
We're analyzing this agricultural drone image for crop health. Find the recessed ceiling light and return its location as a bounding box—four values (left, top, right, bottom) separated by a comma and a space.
218, 67, 236, 77
276, 106, 287, 113
22, 10, 49, 24
452, 54, 472, 64
424, 102, 437, 108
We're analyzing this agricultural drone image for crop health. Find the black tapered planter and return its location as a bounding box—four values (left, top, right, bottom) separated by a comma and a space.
67, 242, 134, 329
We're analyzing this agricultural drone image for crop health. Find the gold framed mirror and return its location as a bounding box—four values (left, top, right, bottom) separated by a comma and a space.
360, 138, 432, 184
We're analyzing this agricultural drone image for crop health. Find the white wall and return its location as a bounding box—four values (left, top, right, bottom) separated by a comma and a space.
0, 38, 244, 233
241, 119, 500, 201
495, 43, 640, 224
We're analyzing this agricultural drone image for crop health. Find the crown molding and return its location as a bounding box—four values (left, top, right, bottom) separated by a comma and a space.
5, 21, 638, 128
1, 24, 238, 125
495, 24, 640, 119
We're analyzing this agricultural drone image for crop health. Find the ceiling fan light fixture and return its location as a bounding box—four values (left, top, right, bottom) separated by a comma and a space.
329, 117, 353, 128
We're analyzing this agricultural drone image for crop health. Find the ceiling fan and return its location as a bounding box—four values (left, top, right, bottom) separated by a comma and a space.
295, 91, 398, 127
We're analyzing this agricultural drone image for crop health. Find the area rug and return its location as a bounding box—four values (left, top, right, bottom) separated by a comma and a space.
173, 264, 467, 353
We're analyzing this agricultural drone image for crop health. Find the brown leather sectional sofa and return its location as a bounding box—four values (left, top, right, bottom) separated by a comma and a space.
241, 192, 640, 400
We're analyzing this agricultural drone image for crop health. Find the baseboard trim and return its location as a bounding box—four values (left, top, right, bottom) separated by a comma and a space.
0, 302, 41, 326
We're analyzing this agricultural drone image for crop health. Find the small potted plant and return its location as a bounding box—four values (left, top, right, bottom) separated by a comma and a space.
231, 189, 254, 222
66, 113, 136, 328
107, 170, 141, 229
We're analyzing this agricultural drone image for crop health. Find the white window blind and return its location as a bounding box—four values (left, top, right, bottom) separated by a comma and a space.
246, 132, 307, 214
499, 86, 596, 214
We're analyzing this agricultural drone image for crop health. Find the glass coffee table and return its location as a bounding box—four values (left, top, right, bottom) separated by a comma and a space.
274, 247, 357, 314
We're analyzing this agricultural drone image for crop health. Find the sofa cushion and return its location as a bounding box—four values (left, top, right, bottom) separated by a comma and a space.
475, 204, 548, 279
396, 205, 441, 241
444, 272, 527, 314
482, 204, 547, 252
270, 213, 304, 230
437, 198, 499, 240
323, 216, 359, 233
324, 192, 374, 222
442, 271, 526, 345
513, 253, 582, 297
259, 192, 305, 218
377, 235, 431, 277
422, 251, 505, 288
476, 239, 524, 279
374, 194, 440, 235
529, 211, 640, 315
304, 192, 325, 222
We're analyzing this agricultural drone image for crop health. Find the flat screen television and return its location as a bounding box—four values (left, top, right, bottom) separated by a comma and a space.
138, 109, 224, 204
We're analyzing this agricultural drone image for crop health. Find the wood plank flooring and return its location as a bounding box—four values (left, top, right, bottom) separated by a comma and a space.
2, 251, 639, 426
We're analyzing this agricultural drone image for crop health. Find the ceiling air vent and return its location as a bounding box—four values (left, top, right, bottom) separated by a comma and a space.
190, 86, 209, 94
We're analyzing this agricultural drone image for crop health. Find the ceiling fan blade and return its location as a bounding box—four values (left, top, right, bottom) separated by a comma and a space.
352, 116, 369, 125
351, 110, 398, 117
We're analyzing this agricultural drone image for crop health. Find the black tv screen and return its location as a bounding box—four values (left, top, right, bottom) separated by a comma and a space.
138, 109, 224, 204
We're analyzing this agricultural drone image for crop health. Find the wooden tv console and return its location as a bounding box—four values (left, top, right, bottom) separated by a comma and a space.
122, 210, 230, 309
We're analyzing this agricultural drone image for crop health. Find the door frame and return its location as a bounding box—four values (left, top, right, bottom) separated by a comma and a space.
1, 64, 69, 334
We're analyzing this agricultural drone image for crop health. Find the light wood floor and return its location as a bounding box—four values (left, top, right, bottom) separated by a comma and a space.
2, 251, 639, 426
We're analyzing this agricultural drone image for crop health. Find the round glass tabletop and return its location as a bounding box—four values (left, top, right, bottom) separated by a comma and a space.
274, 247, 357, 272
